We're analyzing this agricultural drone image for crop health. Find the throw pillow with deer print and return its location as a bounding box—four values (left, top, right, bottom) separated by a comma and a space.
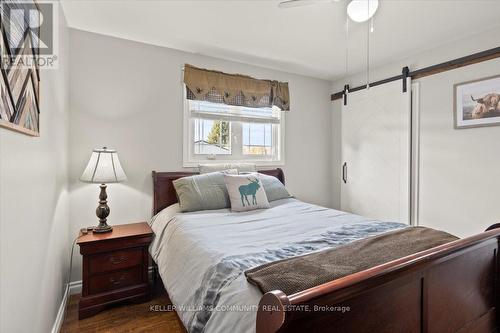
224, 174, 270, 212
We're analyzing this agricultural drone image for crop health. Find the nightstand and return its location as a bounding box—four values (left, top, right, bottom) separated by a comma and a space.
77, 222, 154, 319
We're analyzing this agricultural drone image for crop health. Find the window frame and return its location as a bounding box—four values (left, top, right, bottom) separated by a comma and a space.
182, 87, 285, 167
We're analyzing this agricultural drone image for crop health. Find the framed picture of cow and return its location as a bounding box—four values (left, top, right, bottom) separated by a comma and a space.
454, 75, 500, 129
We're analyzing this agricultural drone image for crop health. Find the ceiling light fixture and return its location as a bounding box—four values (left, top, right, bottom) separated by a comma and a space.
347, 0, 379, 22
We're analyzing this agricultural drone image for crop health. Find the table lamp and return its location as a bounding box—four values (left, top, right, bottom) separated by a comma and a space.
80, 147, 127, 233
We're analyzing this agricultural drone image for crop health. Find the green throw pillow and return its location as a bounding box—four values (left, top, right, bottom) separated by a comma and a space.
173, 170, 237, 212
258, 173, 292, 202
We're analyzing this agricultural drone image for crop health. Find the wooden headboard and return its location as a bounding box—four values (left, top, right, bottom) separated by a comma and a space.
152, 168, 285, 215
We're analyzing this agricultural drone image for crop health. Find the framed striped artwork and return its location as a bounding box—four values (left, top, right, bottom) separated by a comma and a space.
0, 0, 41, 136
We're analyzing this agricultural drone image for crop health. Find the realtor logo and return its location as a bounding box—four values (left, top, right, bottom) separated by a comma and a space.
0, 0, 59, 69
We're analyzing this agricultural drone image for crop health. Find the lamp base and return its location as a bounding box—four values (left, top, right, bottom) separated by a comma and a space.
94, 184, 113, 234
93, 222, 113, 233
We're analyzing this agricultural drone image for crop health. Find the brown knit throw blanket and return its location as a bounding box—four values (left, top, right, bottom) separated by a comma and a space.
245, 227, 458, 295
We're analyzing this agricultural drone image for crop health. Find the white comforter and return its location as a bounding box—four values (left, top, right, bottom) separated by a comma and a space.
149, 198, 405, 333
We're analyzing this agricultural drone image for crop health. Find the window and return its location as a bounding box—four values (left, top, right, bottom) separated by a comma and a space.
242, 122, 273, 155
193, 119, 231, 155
183, 95, 284, 166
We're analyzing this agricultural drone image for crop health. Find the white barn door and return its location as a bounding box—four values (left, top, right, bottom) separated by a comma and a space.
341, 79, 411, 224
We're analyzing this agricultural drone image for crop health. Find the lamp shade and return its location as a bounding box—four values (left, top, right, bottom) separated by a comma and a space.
80, 147, 127, 184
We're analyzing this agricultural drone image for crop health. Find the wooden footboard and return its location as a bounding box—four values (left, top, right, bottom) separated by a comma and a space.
257, 225, 500, 333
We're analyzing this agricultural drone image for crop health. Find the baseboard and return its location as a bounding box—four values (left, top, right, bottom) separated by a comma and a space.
49, 281, 81, 333
50, 267, 155, 333
69, 280, 82, 295
50, 285, 70, 333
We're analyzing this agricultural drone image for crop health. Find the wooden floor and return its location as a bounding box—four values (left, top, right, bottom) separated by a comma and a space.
60, 285, 185, 333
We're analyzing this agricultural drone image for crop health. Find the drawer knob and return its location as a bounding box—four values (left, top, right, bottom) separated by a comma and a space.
109, 274, 126, 286
109, 255, 127, 265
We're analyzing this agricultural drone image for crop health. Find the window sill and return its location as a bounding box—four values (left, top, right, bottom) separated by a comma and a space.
183, 159, 285, 168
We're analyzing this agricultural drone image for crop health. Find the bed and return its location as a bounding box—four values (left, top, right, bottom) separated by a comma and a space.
150, 169, 500, 333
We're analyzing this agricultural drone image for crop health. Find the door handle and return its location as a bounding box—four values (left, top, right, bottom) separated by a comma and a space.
342, 162, 347, 184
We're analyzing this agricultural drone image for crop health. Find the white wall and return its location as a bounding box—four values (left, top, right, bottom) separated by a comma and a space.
68, 29, 333, 281
332, 26, 500, 237
0, 5, 70, 333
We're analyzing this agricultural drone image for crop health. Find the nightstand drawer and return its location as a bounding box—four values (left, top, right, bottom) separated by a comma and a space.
89, 267, 142, 294
89, 248, 142, 274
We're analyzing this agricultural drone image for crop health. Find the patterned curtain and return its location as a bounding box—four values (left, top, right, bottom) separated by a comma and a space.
183, 64, 290, 111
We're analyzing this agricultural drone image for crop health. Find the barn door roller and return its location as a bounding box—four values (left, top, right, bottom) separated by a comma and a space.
402, 66, 410, 93
343, 85, 350, 106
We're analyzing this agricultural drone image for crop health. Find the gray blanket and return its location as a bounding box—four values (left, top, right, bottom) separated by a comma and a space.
245, 226, 458, 295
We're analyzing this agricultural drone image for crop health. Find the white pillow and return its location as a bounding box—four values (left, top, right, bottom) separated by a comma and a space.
224, 173, 270, 212
199, 163, 257, 174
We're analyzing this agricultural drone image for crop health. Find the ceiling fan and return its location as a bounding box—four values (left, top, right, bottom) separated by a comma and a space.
278, 0, 379, 88
278, 0, 379, 23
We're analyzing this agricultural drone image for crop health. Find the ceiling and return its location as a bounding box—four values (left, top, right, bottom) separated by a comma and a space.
61, 0, 500, 81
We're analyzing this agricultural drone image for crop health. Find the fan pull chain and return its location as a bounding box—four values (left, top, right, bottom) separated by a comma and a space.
366, 0, 370, 89
345, 14, 349, 80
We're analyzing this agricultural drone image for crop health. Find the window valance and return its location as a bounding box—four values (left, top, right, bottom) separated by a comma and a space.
183, 64, 290, 111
